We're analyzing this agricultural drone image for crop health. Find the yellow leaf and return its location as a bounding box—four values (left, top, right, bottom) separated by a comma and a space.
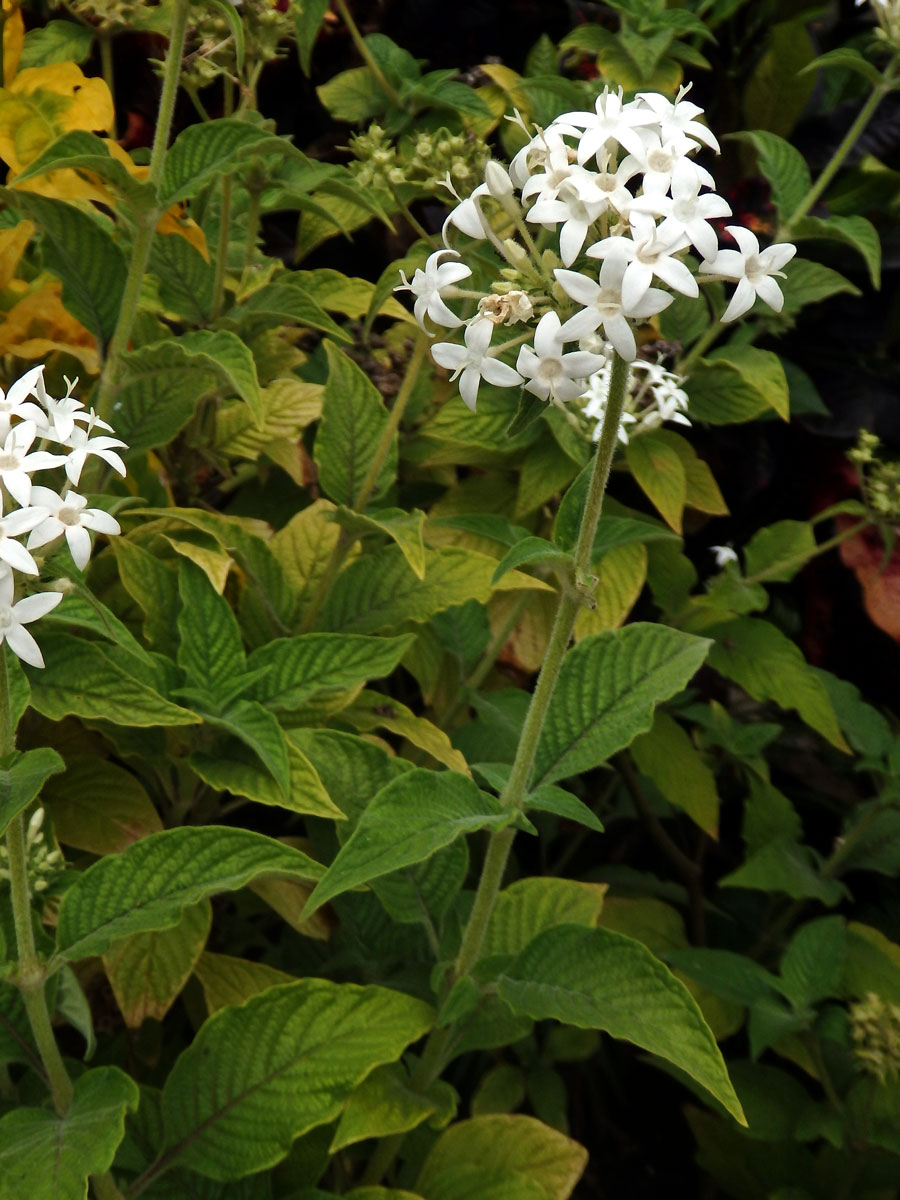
0, 278, 99, 372
493, 590, 556, 674
631, 709, 720, 838
625, 432, 687, 531
0, 63, 112, 174
193, 951, 295, 1015
342, 688, 471, 776
0, 218, 32, 289
576, 542, 647, 638
2, 1, 24, 88
163, 536, 233, 594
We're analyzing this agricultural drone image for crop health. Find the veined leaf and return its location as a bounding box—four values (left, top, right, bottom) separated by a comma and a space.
160, 118, 302, 207
532, 624, 712, 787
331, 1063, 456, 1152
158, 980, 434, 1179
302, 770, 508, 919
247, 633, 413, 712
0, 1067, 138, 1200
733, 130, 811, 221
792, 213, 881, 289
339, 690, 469, 774
193, 951, 295, 1014
177, 558, 247, 700
44, 755, 162, 855
625, 435, 687, 532
498, 925, 744, 1122
482, 878, 607, 960
0, 747, 64, 838
55, 826, 323, 962
334, 506, 427, 579
631, 711, 719, 837
190, 735, 344, 820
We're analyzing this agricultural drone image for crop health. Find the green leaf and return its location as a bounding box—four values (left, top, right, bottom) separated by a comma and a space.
743, 19, 815, 139
177, 558, 247, 700
522, 783, 605, 833
492, 537, 573, 585
160, 118, 300, 207
791, 213, 881, 289
331, 1063, 455, 1152
197, 700, 291, 795
334, 507, 427, 579
246, 632, 413, 712
19, 19, 95, 67
744, 519, 817, 583
319, 545, 549, 634
150, 232, 215, 323
302, 770, 509, 918
800, 46, 884, 85
102, 901, 212, 1028
236, 275, 350, 341
497, 926, 744, 1123
316, 66, 388, 123
113, 539, 179, 653
704, 345, 790, 421
0, 189, 126, 342
0, 1067, 138, 1200
779, 259, 861, 316
294, 0, 330, 74
706, 617, 849, 751
158, 980, 434, 1179
314, 342, 395, 506
417, 1115, 587, 1200
506, 389, 546, 438
26, 634, 199, 728
44, 755, 163, 855
779, 917, 846, 1009
532, 624, 712, 787
55, 826, 322, 962
625, 434, 687, 532
719, 837, 846, 905
733, 131, 811, 221
0, 748, 65, 838
482, 878, 607, 960
630, 712, 719, 837
11, 130, 149, 207
287, 728, 412, 824
192, 951, 294, 1014
554, 472, 678, 556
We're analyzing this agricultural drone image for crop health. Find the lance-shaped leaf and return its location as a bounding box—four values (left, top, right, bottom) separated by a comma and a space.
196, 700, 291, 795
177, 558, 247, 700
11, 129, 150, 206
334, 506, 427, 579
0, 747, 64, 837
157, 979, 434, 1179
302, 770, 509, 919
160, 118, 303, 207
55, 826, 322, 962
0, 1067, 138, 1200
497, 925, 745, 1123
532, 623, 712, 787
314, 341, 395, 507
247, 632, 414, 712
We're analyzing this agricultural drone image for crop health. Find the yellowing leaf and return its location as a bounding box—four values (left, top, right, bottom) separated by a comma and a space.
342, 689, 471, 775
576, 542, 647, 638
163, 537, 233, 594
0, 63, 112, 177
193, 951, 295, 1015
2, 1, 24, 88
0, 279, 99, 372
625, 433, 687, 532
631, 710, 720, 838
0, 218, 32, 288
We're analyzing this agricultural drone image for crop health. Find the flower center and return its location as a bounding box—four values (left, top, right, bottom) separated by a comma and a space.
647, 149, 672, 173
0, 453, 19, 471
0, 610, 14, 633
59, 507, 80, 527
537, 358, 563, 382
744, 254, 765, 283
594, 291, 622, 319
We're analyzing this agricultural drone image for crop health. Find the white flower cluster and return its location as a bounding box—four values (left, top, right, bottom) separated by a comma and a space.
0, 807, 62, 892
0, 365, 127, 668
582, 359, 691, 445
397, 85, 796, 414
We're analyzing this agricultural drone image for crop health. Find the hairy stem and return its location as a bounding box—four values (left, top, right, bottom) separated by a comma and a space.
94, 0, 191, 424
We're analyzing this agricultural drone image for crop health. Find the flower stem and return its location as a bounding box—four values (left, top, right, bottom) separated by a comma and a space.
210, 80, 235, 321
334, 0, 402, 107
99, 31, 117, 140
94, 0, 191, 425
297, 333, 429, 633
780, 58, 900, 238
360, 351, 631, 1186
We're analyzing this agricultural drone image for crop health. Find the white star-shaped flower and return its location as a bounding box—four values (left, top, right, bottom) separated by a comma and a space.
0, 422, 66, 507
527, 175, 608, 266
635, 88, 720, 154
27, 487, 121, 571
555, 244, 673, 362
62, 414, 127, 485
0, 568, 62, 668
631, 158, 731, 262
0, 498, 50, 575
516, 312, 608, 403
588, 214, 698, 310
699, 226, 796, 321
431, 317, 523, 411
557, 87, 659, 165
395, 249, 471, 330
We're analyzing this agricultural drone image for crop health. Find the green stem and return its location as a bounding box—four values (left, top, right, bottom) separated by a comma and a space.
241, 183, 263, 285
210, 81, 234, 321
297, 333, 429, 633
780, 59, 900, 238
94, 0, 191, 425
334, 0, 402, 107
99, 31, 117, 140
387, 182, 436, 247
360, 351, 631, 1187
743, 519, 870, 587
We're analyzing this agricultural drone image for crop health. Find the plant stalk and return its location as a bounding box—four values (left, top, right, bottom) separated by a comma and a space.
361, 350, 631, 1186
94, 0, 191, 424
334, 0, 402, 107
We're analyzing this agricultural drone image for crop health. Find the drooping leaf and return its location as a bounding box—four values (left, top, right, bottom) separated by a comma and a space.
0, 1067, 138, 1200
44, 755, 162, 855
55, 826, 322, 962
532, 624, 712, 787
302, 771, 509, 918
498, 925, 744, 1122
334, 507, 427, 579
158, 980, 434, 1179
193, 951, 295, 1015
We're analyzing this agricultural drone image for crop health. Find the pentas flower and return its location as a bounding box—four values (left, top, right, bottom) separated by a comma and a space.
395, 249, 472, 330
558, 86, 659, 164
0, 364, 128, 668
431, 318, 523, 411
516, 312, 608, 403
587, 213, 698, 310
699, 226, 796, 321
582, 359, 691, 445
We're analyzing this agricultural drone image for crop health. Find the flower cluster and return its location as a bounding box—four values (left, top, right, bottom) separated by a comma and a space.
350, 125, 489, 196
850, 991, 900, 1084
0, 365, 127, 669
582, 358, 690, 445
0, 808, 63, 894
398, 85, 796, 416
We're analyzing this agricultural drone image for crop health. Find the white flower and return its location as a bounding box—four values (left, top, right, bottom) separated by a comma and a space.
527, 175, 608, 266
516, 312, 608, 403
587, 213, 698, 310
27, 487, 121, 571
431, 317, 524, 411
557, 86, 659, 165
0, 422, 65, 507
442, 177, 490, 242
622, 129, 713, 195
0, 500, 50, 575
36, 374, 87, 443
0, 569, 62, 668
395, 249, 471, 330
699, 225, 796, 321
635, 87, 720, 155
711, 544, 739, 566
632, 158, 731, 262
62, 415, 127, 485
555, 243, 673, 362
0, 365, 48, 435
519, 133, 582, 203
